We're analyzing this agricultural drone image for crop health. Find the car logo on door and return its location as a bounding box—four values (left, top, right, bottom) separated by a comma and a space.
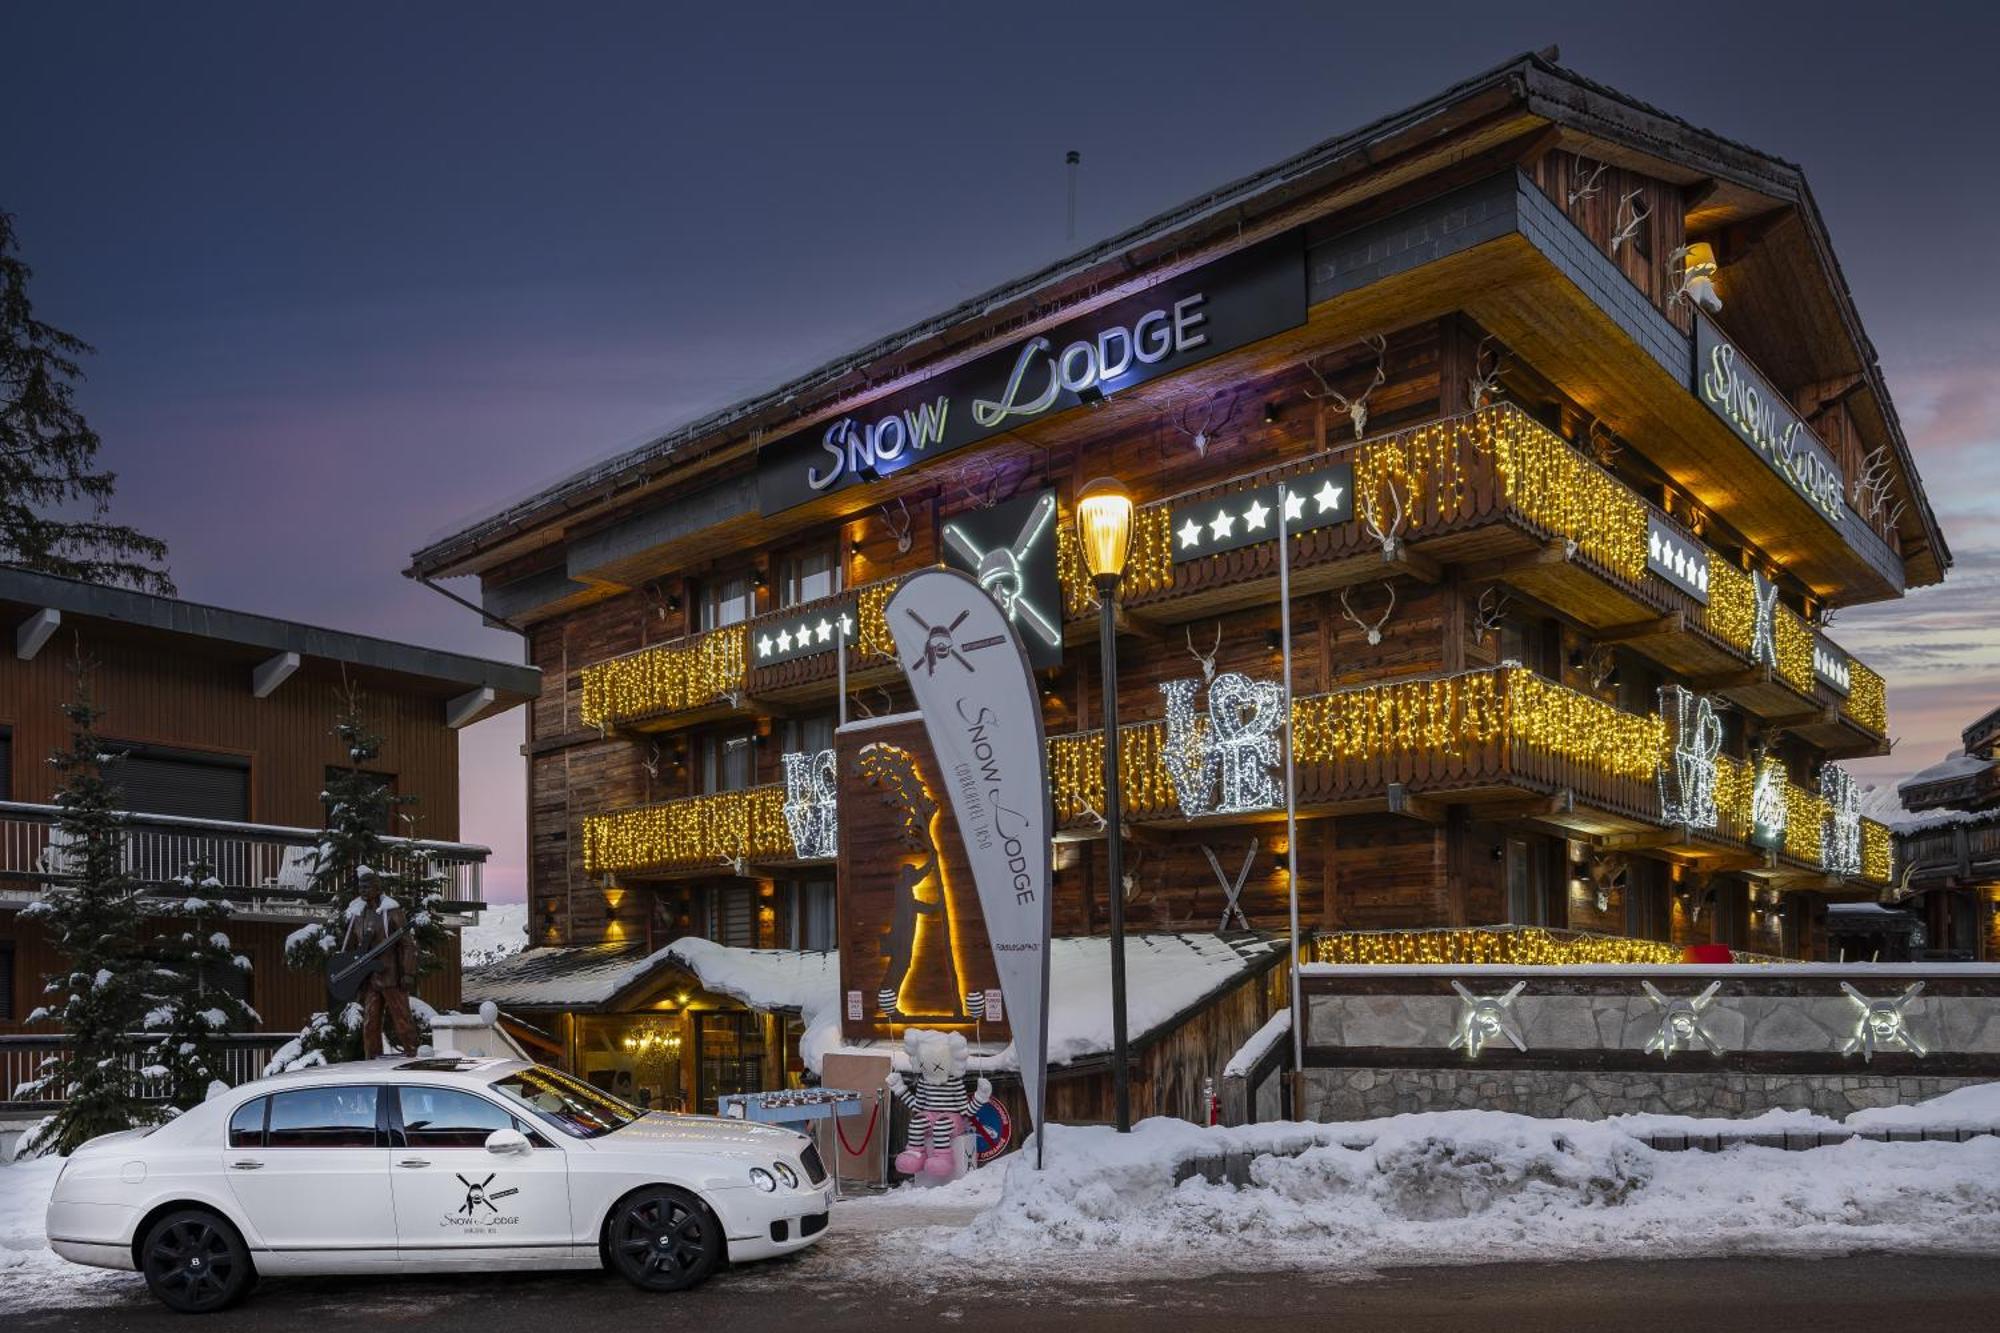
457, 1174, 520, 1215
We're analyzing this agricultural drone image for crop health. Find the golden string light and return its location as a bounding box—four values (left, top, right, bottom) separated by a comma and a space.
1706, 560, 1756, 651
1846, 661, 1888, 735
1862, 821, 1894, 883
581, 783, 791, 873
854, 579, 899, 661
1772, 607, 1815, 694
1482, 409, 1649, 582
579, 625, 746, 729
1313, 926, 1687, 967
1057, 508, 1174, 616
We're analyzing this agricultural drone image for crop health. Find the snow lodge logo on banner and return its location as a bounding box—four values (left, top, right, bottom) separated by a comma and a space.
940, 489, 1063, 669
1170, 464, 1353, 562
754, 237, 1307, 514
1646, 514, 1709, 603
1694, 315, 1846, 529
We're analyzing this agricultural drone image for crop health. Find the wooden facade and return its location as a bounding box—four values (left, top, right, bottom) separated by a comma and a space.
411, 56, 1952, 1120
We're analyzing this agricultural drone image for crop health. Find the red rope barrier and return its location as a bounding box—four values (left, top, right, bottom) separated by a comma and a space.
835, 1095, 881, 1156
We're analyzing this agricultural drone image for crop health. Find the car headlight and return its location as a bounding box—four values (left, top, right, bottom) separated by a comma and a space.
773, 1161, 799, 1189
749, 1167, 777, 1192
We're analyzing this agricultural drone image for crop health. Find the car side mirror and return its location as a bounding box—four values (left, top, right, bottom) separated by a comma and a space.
485, 1127, 533, 1156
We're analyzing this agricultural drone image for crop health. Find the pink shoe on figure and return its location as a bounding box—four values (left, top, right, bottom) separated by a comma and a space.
922, 1146, 957, 1179
894, 1147, 926, 1175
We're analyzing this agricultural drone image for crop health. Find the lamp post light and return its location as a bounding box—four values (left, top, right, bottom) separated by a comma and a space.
1076, 477, 1135, 1132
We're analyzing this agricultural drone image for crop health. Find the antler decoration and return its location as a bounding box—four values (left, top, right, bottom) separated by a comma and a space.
1584, 644, 1617, 691
1185, 622, 1223, 683
641, 742, 664, 782
1610, 187, 1653, 253
1587, 423, 1623, 469
1851, 445, 1899, 529
1120, 842, 1146, 904
1340, 581, 1397, 647
1567, 158, 1608, 209
1467, 335, 1506, 411
1172, 393, 1239, 460
1471, 586, 1512, 640
1587, 849, 1628, 914
878, 497, 914, 554
1359, 476, 1404, 558
1305, 334, 1388, 439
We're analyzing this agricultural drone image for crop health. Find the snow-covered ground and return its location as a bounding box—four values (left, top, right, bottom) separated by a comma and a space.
6, 1086, 1999, 1310
460, 901, 527, 968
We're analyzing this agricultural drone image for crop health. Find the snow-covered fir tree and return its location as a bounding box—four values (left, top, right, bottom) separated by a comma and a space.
19, 668, 154, 1155
140, 858, 259, 1112
269, 687, 446, 1071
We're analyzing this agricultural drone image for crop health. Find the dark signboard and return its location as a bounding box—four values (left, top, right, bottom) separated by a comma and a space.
750, 595, 856, 668
1693, 315, 1846, 528
1814, 636, 1852, 696
1169, 464, 1354, 562
939, 489, 1062, 668
757, 236, 1307, 515
1646, 514, 1710, 603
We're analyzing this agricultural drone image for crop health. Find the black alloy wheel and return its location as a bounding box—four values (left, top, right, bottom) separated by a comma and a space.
140, 1209, 254, 1313
605, 1186, 722, 1292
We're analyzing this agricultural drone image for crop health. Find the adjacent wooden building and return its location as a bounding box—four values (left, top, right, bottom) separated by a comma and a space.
412, 53, 1948, 1122
0, 567, 539, 1062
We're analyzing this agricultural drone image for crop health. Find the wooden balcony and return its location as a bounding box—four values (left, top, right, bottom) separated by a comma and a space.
0, 800, 489, 916
574, 406, 1888, 755
581, 783, 816, 878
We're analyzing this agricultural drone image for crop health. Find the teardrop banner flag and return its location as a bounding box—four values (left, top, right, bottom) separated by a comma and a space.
884, 568, 1052, 1156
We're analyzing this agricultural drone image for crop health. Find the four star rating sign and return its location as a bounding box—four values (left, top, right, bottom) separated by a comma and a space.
1171, 463, 1354, 563
753, 599, 857, 668
1644, 515, 1710, 603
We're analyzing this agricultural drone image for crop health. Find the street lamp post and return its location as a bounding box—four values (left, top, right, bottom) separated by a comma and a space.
1076, 478, 1135, 1132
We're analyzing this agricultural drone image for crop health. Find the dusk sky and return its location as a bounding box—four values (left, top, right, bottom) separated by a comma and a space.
5, 3, 1996, 903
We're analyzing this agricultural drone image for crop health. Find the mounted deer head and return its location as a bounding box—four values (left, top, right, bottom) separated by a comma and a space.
878, 497, 914, 554
1185, 622, 1223, 683
1340, 581, 1397, 647
1467, 335, 1506, 411
1359, 477, 1405, 558
1851, 445, 1896, 528
1120, 841, 1146, 904
1668, 244, 1723, 313
1072, 793, 1109, 834
1587, 423, 1623, 468
1583, 644, 1618, 691
1305, 334, 1388, 439
1471, 585, 1512, 640
1172, 393, 1239, 460
960, 460, 1010, 511
1610, 187, 1653, 253
1587, 850, 1629, 914
641, 742, 664, 782
1567, 158, 1608, 209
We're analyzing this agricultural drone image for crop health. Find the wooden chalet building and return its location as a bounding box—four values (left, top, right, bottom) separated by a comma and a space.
1886, 704, 2000, 962
1, 567, 539, 1093
411, 53, 1947, 1120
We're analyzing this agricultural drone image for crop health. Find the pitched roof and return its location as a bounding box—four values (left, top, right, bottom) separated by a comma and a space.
407, 51, 1944, 585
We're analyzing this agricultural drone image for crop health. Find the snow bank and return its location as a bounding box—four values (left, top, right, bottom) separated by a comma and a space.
1848, 1081, 2000, 1131
1223, 1007, 1290, 1078
0, 1158, 135, 1307
940, 1108, 2000, 1274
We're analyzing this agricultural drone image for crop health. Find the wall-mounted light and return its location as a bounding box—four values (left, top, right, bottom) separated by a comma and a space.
1077, 385, 1107, 408
1265, 629, 1285, 652
751, 569, 768, 590
1263, 402, 1280, 425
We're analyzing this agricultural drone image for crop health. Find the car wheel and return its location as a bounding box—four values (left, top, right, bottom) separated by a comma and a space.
140, 1208, 255, 1314
604, 1186, 722, 1292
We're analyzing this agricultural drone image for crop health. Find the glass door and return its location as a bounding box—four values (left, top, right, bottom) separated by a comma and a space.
694, 1011, 766, 1113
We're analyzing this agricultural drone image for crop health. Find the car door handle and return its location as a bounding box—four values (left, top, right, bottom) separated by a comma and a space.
229, 1160, 264, 1171
398, 1158, 431, 1169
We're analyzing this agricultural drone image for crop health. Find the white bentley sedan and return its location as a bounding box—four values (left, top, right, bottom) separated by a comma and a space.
45, 1056, 833, 1312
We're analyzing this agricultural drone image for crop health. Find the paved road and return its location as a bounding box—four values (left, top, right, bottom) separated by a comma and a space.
8, 1254, 1998, 1331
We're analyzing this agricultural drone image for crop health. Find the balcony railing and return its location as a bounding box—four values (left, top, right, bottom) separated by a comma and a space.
581, 783, 796, 876
3, 1032, 291, 1110
571, 406, 1888, 743
0, 801, 488, 915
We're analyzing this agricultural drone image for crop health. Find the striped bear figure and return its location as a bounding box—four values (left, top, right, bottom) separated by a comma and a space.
887, 1028, 992, 1180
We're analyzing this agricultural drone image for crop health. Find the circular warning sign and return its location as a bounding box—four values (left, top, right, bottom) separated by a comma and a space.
972, 1098, 1012, 1165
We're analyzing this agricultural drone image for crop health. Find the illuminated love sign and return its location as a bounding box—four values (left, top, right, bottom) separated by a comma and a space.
755, 237, 1305, 514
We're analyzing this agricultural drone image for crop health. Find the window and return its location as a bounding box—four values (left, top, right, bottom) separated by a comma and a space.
706, 885, 756, 948
397, 1086, 531, 1148
699, 572, 754, 631
105, 744, 249, 822
488, 1065, 641, 1140
794, 880, 836, 952
0, 942, 13, 1022
779, 546, 842, 609
784, 714, 835, 758
700, 732, 756, 794
0, 726, 12, 801
229, 1097, 267, 1148
265, 1085, 380, 1148
695, 1011, 766, 1114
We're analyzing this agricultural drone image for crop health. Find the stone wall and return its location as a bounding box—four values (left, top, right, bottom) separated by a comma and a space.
1301, 1065, 1993, 1123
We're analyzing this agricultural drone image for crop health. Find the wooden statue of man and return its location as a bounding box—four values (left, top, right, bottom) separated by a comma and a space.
345, 875, 421, 1056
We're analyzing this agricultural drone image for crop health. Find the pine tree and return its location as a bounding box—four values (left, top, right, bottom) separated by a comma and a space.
19, 666, 154, 1155
269, 687, 445, 1072
140, 858, 259, 1112
0, 210, 172, 592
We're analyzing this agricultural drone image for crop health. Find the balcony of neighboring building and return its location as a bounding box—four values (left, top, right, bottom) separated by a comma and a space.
0, 800, 489, 917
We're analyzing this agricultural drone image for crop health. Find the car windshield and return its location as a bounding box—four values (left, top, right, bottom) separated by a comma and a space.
488, 1064, 644, 1139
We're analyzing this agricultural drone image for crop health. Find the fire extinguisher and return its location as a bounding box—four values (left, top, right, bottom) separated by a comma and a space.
1203, 1075, 1219, 1126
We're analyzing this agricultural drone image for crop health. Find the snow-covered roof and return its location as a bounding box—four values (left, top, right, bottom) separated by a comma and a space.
1899, 749, 1995, 791
468, 931, 1281, 1076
